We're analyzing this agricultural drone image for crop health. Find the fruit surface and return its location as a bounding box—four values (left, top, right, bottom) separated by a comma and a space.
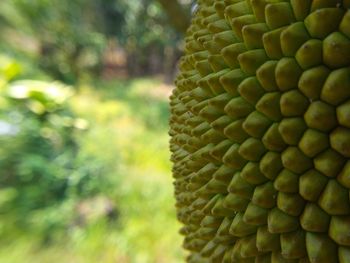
169, 0, 350, 262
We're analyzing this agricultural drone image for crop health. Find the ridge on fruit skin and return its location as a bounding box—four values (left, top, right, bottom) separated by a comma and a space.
170, 0, 350, 262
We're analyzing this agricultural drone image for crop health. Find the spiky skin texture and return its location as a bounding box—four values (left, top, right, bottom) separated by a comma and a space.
169, 0, 350, 262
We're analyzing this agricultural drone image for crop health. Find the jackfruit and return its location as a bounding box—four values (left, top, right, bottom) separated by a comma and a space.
169, 0, 350, 262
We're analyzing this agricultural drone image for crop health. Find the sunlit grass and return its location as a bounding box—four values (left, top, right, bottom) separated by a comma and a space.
0, 78, 184, 263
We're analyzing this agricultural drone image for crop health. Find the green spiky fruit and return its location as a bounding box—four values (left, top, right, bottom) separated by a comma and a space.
169, 0, 350, 262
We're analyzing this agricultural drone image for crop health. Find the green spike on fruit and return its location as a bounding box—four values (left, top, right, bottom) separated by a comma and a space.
275, 58, 303, 91
301, 202, 330, 232
262, 27, 285, 59
295, 39, 323, 69
256, 225, 280, 252
274, 169, 299, 193
280, 22, 310, 56
299, 169, 328, 202
238, 77, 265, 105
299, 129, 329, 158
304, 8, 345, 39
323, 32, 350, 69
231, 14, 257, 40
256, 60, 279, 91
242, 22, 268, 49
298, 65, 330, 100
290, 0, 312, 21
265, 3, 295, 29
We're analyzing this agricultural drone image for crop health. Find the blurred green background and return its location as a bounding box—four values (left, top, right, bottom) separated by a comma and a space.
0, 0, 193, 262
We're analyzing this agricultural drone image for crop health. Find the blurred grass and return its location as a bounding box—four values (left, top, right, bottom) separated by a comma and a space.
0, 78, 184, 263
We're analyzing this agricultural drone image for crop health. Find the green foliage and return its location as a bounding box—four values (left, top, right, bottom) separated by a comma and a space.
69, 79, 183, 262
0, 0, 188, 260
118, 0, 185, 75
0, 55, 183, 261
0, 0, 191, 81
0, 57, 111, 241
0, 0, 106, 83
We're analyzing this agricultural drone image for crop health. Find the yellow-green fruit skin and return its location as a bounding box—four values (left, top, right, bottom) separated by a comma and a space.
169, 0, 350, 262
